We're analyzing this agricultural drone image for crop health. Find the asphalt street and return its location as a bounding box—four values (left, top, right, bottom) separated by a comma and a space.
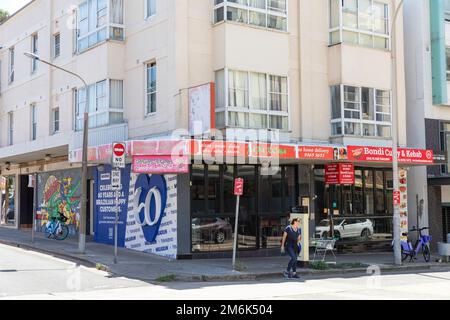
1, 243, 450, 300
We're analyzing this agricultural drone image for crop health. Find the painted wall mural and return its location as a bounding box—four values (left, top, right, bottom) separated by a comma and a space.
36, 170, 81, 233
94, 165, 178, 259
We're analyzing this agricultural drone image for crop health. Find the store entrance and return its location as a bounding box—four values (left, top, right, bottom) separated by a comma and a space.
19, 175, 34, 229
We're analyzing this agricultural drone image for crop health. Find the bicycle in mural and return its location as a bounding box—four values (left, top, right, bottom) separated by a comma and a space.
44, 211, 69, 241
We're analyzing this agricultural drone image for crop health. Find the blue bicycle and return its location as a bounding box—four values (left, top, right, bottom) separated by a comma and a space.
401, 227, 432, 263
44, 212, 69, 241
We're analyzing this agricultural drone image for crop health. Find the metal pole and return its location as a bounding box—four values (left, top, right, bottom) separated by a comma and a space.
391, 0, 404, 266
79, 109, 89, 254
31, 173, 37, 244
23, 53, 89, 254
114, 188, 119, 264
232, 195, 240, 270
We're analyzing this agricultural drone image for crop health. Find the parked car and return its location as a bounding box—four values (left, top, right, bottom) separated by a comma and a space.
315, 218, 374, 240
192, 217, 233, 244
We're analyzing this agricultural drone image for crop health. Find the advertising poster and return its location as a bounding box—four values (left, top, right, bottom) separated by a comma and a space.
93, 169, 178, 259
124, 174, 178, 259
399, 169, 408, 241
94, 165, 131, 247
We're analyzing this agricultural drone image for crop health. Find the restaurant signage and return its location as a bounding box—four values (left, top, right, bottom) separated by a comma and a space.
347, 146, 434, 164
325, 163, 355, 185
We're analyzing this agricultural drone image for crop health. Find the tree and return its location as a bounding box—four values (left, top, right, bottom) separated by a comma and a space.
0, 10, 10, 24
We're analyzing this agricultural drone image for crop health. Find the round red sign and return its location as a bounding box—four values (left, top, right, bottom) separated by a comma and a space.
113, 143, 125, 157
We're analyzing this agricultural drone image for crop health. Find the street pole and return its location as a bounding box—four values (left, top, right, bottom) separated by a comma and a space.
31, 173, 37, 244
391, 0, 404, 266
232, 195, 240, 271
24, 52, 89, 254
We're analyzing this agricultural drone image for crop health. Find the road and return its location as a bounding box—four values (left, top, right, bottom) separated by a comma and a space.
1, 243, 450, 300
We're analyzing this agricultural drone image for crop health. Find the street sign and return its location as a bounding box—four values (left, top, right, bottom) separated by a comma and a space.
234, 178, 244, 196
112, 142, 126, 168
111, 170, 121, 190
394, 191, 401, 206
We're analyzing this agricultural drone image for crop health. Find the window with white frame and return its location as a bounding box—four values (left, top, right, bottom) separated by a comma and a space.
146, 0, 156, 18
215, 69, 289, 130
214, 0, 288, 32
31, 104, 37, 141
77, 0, 124, 53
31, 34, 38, 73
75, 79, 123, 131
146, 62, 157, 115
8, 112, 13, 146
329, 0, 389, 50
8, 47, 14, 84
331, 84, 391, 138
52, 108, 60, 134
54, 33, 61, 58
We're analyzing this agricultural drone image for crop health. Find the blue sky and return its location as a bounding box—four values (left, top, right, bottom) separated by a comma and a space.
0, 0, 32, 14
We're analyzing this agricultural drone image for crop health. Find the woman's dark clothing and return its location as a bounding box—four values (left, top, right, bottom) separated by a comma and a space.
284, 225, 301, 273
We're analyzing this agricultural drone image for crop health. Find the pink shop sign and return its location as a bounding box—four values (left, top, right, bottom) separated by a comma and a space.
132, 155, 189, 174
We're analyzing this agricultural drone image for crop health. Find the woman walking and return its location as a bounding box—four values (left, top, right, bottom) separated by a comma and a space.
281, 218, 302, 279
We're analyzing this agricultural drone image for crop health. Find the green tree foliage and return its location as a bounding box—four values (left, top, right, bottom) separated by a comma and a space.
0, 10, 10, 24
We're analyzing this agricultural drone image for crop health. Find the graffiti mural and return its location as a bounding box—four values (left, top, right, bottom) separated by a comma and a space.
36, 170, 81, 232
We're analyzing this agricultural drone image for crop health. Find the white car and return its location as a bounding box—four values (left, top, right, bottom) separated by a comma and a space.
315, 218, 374, 240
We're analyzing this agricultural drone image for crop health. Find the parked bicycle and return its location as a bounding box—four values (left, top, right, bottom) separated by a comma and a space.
44, 212, 69, 241
400, 227, 432, 263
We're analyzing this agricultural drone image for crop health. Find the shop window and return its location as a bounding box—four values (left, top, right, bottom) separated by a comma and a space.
353, 170, 364, 215
1, 177, 16, 226
364, 170, 375, 215
191, 164, 298, 252
375, 171, 385, 215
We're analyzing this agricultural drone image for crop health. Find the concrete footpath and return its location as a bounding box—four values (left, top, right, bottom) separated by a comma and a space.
1, 227, 449, 282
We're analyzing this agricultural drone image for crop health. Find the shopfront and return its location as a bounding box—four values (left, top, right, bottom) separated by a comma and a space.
0, 176, 16, 226
81, 139, 436, 259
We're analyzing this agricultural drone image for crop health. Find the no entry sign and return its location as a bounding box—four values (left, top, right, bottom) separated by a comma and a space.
234, 178, 244, 196
112, 142, 126, 168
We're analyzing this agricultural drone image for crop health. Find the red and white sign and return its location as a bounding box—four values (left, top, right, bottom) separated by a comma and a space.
325, 163, 355, 185
132, 155, 189, 174
394, 191, 401, 206
297, 146, 335, 161
347, 146, 434, 164
112, 142, 126, 168
234, 178, 244, 196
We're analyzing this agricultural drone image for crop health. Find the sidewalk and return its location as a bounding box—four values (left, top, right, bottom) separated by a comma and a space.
1, 227, 449, 282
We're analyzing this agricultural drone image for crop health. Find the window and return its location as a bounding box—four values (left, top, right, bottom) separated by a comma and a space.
31, 104, 37, 141
77, 0, 124, 53
146, 0, 156, 18
440, 122, 450, 174
31, 34, 38, 73
447, 47, 450, 81
8, 112, 13, 146
75, 79, 124, 131
214, 0, 288, 31
8, 47, 14, 84
54, 33, 61, 58
146, 62, 157, 115
329, 0, 390, 50
52, 108, 60, 134
215, 69, 289, 130
331, 84, 391, 138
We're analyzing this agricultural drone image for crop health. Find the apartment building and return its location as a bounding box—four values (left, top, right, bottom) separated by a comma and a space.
0, 0, 436, 260
405, 0, 450, 250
